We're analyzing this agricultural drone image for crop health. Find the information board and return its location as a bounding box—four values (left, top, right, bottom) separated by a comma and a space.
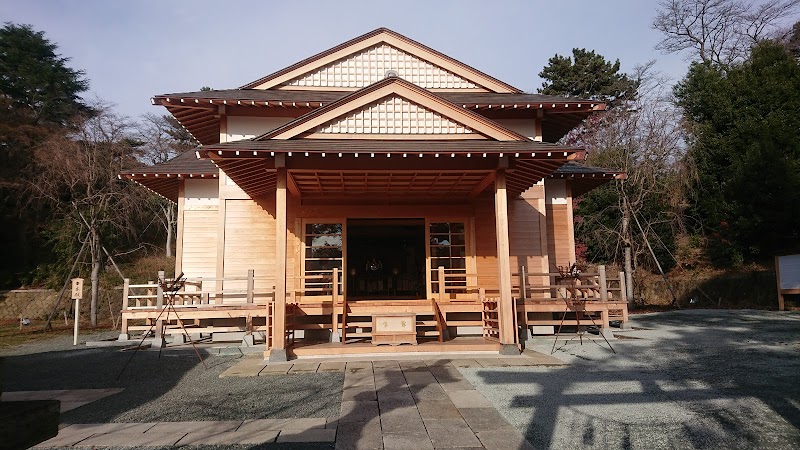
776, 255, 800, 310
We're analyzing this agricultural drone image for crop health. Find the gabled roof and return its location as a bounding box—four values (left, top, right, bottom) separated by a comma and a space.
120, 151, 217, 202
256, 77, 528, 141
240, 28, 521, 93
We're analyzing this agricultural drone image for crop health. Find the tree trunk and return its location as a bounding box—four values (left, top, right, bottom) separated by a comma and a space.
165, 203, 174, 258
622, 197, 634, 303
90, 230, 101, 327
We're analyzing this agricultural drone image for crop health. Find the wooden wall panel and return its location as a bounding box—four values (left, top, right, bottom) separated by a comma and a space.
473, 193, 498, 290
223, 200, 276, 298
546, 204, 574, 269
508, 194, 546, 274
181, 208, 218, 291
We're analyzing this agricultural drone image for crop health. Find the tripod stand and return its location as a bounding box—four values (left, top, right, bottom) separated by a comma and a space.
550, 264, 615, 355
117, 273, 207, 380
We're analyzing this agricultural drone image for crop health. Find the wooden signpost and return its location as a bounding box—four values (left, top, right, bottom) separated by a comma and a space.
71, 278, 83, 345
776, 255, 800, 311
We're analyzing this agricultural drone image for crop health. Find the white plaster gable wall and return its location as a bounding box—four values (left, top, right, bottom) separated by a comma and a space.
184, 179, 219, 207
495, 119, 536, 140
227, 116, 294, 142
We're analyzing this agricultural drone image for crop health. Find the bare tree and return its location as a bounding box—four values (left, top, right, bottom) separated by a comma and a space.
134, 113, 194, 257
28, 104, 142, 326
653, 0, 800, 65
566, 65, 687, 300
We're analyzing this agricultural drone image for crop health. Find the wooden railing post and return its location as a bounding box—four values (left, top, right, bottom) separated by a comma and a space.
519, 265, 528, 301
438, 266, 446, 302
599, 265, 608, 301
122, 278, 130, 310
619, 271, 627, 303
146, 281, 153, 307
156, 271, 165, 308
247, 269, 255, 304
153, 270, 165, 349
331, 268, 340, 343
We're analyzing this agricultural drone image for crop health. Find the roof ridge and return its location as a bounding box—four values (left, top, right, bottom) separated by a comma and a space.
238, 27, 521, 93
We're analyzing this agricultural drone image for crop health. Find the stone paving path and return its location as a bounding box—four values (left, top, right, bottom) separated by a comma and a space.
35, 352, 562, 448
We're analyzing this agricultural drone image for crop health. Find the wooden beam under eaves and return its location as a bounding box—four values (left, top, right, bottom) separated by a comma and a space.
468, 171, 495, 198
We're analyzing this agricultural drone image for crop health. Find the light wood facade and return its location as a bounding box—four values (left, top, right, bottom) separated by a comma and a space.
123, 28, 626, 358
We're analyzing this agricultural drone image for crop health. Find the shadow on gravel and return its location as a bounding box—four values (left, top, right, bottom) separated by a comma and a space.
2, 347, 342, 424
467, 310, 800, 450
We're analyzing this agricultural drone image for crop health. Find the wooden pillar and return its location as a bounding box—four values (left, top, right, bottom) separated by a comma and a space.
151, 271, 165, 349
269, 155, 288, 361
598, 265, 608, 301
246, 269, 254, 304
494, 169, 517, 354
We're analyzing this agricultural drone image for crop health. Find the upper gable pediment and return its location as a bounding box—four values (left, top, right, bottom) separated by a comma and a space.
285, 43, 481, 91
311, 94, 481, 139
242, 28, 521, 93
258, 78, 527, 141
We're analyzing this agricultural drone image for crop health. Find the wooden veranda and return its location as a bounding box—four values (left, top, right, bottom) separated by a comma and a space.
118, 264, 629, 356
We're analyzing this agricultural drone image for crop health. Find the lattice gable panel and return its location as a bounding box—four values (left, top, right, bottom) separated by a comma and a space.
285, 44, 479, 89
316, 96, 476, 135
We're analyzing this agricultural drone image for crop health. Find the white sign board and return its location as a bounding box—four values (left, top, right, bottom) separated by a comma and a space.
71, 278, 84, 300
777, 255, 800, 290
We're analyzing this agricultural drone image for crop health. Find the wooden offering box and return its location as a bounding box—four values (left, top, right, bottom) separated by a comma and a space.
372, 313, 417, 346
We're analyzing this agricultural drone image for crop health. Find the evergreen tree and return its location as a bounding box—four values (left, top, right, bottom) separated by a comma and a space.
675, 41, 800, 264
538, 48, 639, 107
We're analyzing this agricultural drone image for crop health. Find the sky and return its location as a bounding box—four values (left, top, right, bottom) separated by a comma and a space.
0, 0, 693, 120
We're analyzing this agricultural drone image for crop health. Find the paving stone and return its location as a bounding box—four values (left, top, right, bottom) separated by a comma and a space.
423, 418, 482, 448
289, 362, 321, 373
415, 400, 463, 420
457, 407, 512, 432
34, 430, 96, 448
410, 384, 449, 401
3, 388, 124, 411
377, 390, 416, 408
345, 361, 374, 375
423, 358, 453, 367
326, 417, 339, 429
78, 431, 187, 447
237, 417, 326, 432
476, 428, 535, 450
277, 428, 337, 443
147, 420, 242, 434
501, 357, 535, 366
521, 348, 568, 366
342, 385, 377, 401
372, 359, 401, 369
60, 422, 157, 434
339, 400, 380, 423
398, 360, 428, 371
176, 429, 279, 445
335, 418, 383, 450
383, 431, 435, 450
318, 361, 347, 372
474, 358, 509, 368
380, 408, 426, 435
259, 363, 291, 375
438, 380, 476, 393
447, 390, 494, 409
428, 366, 465, 383
449, 359, 482, 368
403, 371, 437, 386
219, 359, 267, 377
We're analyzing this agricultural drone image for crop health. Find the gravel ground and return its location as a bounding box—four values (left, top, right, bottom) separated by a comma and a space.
460, 309, 800, 450
2, 347, 342, 424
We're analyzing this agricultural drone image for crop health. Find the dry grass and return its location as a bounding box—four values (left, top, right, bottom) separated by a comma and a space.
0, 318, 113, 350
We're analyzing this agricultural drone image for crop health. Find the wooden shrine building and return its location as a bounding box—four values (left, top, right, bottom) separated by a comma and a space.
121, 28, 628, 360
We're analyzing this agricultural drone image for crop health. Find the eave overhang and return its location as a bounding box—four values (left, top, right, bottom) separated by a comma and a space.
550, 161, 627, 196
197, 140, 584, 200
